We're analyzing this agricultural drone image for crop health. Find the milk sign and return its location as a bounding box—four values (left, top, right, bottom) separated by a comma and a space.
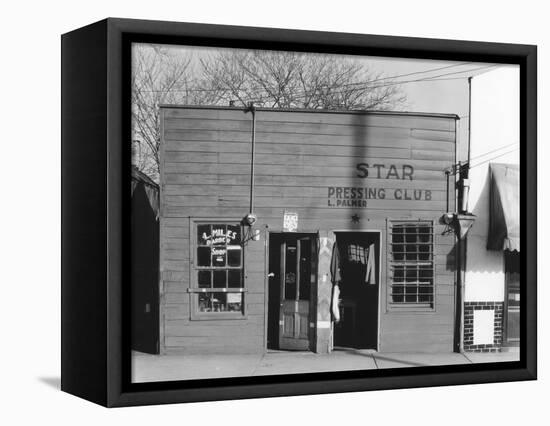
283, 211, 299, 232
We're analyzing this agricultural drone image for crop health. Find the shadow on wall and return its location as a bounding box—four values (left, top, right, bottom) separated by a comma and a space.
445, 242, 456, 272
465, 169, 503, 274
470, 169, 492, 237
442, 170, 502, 274
350, 112, 375, 230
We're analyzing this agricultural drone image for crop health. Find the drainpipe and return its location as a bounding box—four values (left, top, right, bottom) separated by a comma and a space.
247, 102, 257, 215
242, 103, 259, 236
445, 169, 450, 213
454, 77, 473, 353
454, 231, 464, 353
468, 76, 472, 163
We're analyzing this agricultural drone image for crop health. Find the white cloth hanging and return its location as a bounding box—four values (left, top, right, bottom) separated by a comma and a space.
331, 283, 340, 323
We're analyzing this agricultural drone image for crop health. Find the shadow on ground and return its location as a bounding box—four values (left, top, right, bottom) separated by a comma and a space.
38, 377, 61, 389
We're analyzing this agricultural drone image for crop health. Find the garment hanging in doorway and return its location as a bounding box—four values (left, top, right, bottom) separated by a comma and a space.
330, 241, 376, 286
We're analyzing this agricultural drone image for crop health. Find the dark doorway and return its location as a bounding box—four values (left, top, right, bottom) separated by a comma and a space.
131, 182, 160, 354
333, 232, 380, 350
267, 233, 317, 350
503, 250, 520, 346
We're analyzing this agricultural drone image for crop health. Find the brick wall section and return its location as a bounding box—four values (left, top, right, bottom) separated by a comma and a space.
463, 302, 503, 352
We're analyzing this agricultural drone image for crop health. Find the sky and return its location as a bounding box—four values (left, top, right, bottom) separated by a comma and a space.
134, 42, 519, 170
135, 42, 510, 116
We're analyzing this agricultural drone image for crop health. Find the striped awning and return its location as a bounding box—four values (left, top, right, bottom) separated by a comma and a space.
487, 163, 519, 252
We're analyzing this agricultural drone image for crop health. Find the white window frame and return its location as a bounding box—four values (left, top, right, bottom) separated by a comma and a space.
188, 218, 247, 320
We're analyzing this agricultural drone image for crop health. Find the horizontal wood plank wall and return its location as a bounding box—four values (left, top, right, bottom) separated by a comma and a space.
160, 107, 457, 354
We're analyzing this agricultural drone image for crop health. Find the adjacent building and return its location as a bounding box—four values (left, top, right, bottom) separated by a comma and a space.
463, 67, 520, 352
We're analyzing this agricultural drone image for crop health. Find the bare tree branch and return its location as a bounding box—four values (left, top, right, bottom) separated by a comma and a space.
131, 46, 407, 183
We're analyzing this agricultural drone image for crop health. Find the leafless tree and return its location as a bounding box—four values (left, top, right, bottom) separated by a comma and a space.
197, 50, 407, 110
132, 45, 194, 181
132, 47, 407, 182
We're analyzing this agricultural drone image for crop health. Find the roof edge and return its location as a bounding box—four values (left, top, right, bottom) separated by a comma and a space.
158, 104, 460, 120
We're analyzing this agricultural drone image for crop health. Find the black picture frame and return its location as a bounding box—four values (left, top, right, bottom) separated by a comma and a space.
61, 17, 537, 407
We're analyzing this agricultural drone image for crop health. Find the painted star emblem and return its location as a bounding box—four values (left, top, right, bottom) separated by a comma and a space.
351, 214, 360, 223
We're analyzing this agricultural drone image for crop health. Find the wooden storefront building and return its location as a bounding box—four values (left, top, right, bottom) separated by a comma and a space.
158, 106, 460, 355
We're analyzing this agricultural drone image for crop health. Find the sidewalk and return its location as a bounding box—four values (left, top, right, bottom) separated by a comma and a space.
132, 348, 519, 383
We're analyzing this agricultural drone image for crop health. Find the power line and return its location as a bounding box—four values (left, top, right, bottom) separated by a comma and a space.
313, 62, 475, 88
133, 63, 500, 112
135, 63, 493, 95
469, 148, 519, 169
469, 142, 519, 162
233, 68, 490, 102
133, 73, 481, 102
367, 65, 497, 90
135, 61, 474, 93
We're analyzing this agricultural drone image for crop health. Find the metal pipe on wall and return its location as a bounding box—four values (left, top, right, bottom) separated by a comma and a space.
247, 102, 257, 214
468, 76, 472, 164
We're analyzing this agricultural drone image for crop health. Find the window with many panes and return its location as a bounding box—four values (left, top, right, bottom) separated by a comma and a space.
193, 222, 244, 317
388, 220, 434, 309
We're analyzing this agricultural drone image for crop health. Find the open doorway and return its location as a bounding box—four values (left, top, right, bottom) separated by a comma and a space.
333, 231, 380, 350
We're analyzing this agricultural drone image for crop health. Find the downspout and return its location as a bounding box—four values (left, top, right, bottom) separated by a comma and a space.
455, 77, 473, 353
462, 77, 473, 353
241, 102, 259, 240
461, 77, 473, 353
445, 170, 450, 213
455, 227, 465, 353
453, 119, 462, 353
467, 77, 472, 163
247, 102, 257, 215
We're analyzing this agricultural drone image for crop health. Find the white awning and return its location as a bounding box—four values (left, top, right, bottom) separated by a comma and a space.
487, 163, 519, 252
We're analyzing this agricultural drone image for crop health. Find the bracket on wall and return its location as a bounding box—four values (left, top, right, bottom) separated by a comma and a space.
440, 212, 476, 240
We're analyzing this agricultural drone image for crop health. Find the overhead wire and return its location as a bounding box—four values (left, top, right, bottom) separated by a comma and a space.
226, 68, 494, 106
468, 142, 519, 162
135, 63, 497, 97
133, 71, 486, 109
366, 65, 498, 90
136, 61, 473, 93
307, 61, 475, 88
469, 148, 519, 170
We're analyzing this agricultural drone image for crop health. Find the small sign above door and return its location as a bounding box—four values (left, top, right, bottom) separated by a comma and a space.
283, 211, 299, 232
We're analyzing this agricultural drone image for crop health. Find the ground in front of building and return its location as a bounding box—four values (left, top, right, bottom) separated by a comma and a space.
131, 348, 519, 383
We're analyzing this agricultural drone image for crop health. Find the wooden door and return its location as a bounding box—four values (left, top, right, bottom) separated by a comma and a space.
279, 236, 314, 350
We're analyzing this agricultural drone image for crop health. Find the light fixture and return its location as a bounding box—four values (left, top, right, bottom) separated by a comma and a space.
241, 214, 261, 244
442, 212, 454, 225
440, 212, 476, 240
244, 213, 257, 226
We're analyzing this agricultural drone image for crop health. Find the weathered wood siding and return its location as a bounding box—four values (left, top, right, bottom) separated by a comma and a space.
160, 106, 457, 354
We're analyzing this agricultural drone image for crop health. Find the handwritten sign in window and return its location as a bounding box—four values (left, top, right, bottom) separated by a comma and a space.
194, 222, 244, 316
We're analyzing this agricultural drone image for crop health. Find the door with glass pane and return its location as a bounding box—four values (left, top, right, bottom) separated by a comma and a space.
279, 236, 314, 350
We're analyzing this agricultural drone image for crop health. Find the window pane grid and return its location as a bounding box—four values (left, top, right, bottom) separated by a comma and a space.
194, 222, 244, 315
389, 221, 434, 307
195, 269, 243, 289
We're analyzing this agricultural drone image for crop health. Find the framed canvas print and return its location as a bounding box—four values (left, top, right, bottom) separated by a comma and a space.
61, 18, 536, 407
